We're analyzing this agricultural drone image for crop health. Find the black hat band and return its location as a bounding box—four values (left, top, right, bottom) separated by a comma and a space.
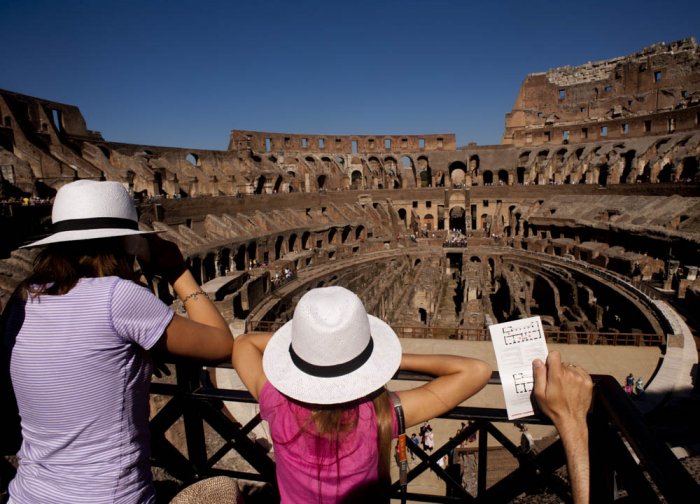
53, 217, 139, 233
289, 337, 374, 378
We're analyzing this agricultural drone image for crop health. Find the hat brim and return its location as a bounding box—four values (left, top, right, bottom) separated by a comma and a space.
21, 228, 160, 248
262, 314, 402, 405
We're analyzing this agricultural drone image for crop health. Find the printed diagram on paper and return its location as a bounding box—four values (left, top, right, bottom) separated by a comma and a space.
489, 316, 549, 420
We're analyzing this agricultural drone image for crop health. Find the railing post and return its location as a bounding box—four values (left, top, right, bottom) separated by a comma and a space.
175, 362, 208, 475
477, 426, 488, 496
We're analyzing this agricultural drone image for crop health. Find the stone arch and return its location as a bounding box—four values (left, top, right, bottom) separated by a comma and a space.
185, 153, 199, 166
328, 228, 337, 244
234, 244, 246, 271
497, 169, 509, 185
483, 170, 494, 185
254, 175, 266, 194
469, 155, 480, 172
400, 156, 417, 187
424, 213, 434, 231
317, 174, 327, 190
247, 242, 257, 265
480, 213, 490, 231
449, 206, 466, 232
598, 164, 610, 186
620, 150, 636, 183
355, 225, 365, 240
273, 175, 283, 193
517, 167, 526, 184
301, 231, 311, 250
275, 235, 284, 260
657, 162, 674, 183
289, 233, 298, 253
398, 208, 408, 227
680, 156, 699, 181
448, 161, 467, 187
417, 156, 431, 187
341, 225, 352, 243
351, 170, 363, 189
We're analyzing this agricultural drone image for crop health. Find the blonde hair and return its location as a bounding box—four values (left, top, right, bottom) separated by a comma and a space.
299, 388, 394, 502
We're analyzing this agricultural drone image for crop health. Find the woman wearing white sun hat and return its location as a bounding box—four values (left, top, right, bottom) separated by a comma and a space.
233, 286, 493, 503
1, 180, 233, 504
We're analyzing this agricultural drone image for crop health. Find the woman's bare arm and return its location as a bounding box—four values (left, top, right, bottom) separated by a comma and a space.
396, 354, 491, 428
533, 351, 593, 504
139, 235, 233, 362
231, 332, 272, 400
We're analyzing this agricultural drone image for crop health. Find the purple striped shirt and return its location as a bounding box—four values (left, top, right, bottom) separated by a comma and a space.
9, 277, 173, 503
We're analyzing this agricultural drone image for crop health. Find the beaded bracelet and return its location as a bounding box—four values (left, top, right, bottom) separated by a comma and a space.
181, 289, 207, 304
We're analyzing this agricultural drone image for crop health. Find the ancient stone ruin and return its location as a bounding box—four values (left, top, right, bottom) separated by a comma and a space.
1, 38, 699, 343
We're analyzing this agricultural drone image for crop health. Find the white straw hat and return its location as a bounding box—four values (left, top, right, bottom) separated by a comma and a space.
262, 286, 402, 405
22, 180, 156, 248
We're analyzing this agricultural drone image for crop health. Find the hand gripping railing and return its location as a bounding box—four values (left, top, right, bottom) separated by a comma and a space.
148, 362, 699, 503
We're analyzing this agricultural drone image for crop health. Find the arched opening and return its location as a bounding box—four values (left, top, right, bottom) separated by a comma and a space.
317, 174, 327, 190
480, 213, 490, 232
351, 170, 363, 189
449, 206, 466, 233
424, 214, 434, 231
516, 167, 526, 184
218, 249, 230, 276
448, 161, 467, 187
419, 308, 428, 324
289, 233, 298, 253
398, 208, 408, 227
273, 176, 283, 193
393, 179, 401, 189
497, 169, 509, 185
469, 155, 480, 174
275, 235, 284, 260
482, 170, 494, 185
355, 225, 365, 240
328, 228, 337, 244
657, 163, 674, 183
417, 156, 431, 187
301, 231, 311, 250
341, 226, 351, 243
234, 245, 246, 271
639, 163, 652, 183
254, 175, 266, 194
680, 156, 699, 181
518, 151, 531, 164
185, 153, 199, 166
419, 168, 431, 187
620, 150, 636, 183
247, 242, 257, 267
203, 253, 216, 283
598, 164, 609, 186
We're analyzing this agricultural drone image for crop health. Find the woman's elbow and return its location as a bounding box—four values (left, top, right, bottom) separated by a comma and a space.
473, 360, 492, 388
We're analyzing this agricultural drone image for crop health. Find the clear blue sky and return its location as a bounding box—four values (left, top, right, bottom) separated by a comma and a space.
1, 0, 699, 150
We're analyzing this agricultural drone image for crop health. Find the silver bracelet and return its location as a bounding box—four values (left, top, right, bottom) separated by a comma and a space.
181, 289, 207, 304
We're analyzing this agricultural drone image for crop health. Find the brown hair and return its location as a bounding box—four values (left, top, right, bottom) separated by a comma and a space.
304, 388, 394, 501
19, 238, 135, 299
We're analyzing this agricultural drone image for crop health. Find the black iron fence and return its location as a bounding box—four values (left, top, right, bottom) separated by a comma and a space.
145, 361, 698, 503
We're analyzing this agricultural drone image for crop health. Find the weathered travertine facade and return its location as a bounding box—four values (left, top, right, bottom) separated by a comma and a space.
504, 38, 700, 147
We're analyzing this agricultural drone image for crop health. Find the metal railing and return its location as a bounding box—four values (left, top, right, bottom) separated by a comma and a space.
246, 320, 664, 346
146, 361, 698, 503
